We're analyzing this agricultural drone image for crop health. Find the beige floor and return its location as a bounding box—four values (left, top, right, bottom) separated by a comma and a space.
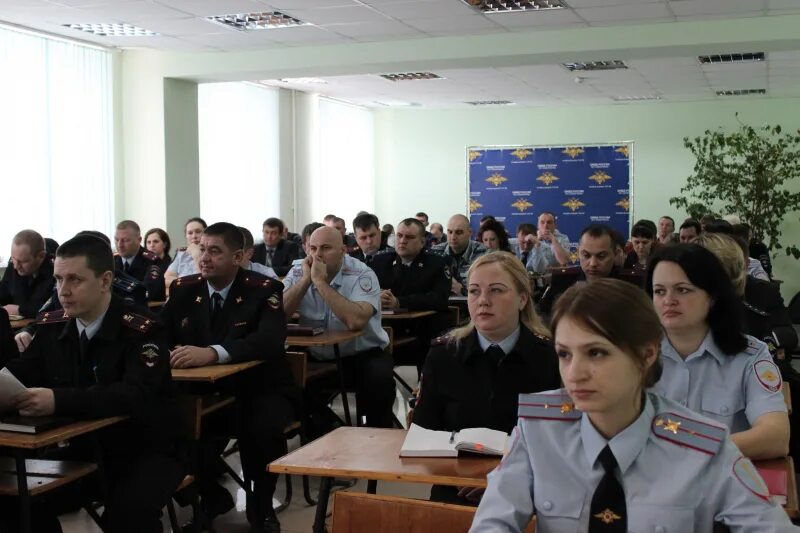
60, 366, 422, 532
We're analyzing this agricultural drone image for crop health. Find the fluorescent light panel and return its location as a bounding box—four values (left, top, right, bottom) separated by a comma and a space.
699, 52, 765, 64
206, 12, 308, 31
465, 100, 515, 106
463, 0, 566, 12
379, 72, 443, 82
612, 95, 663, 101
63, 23, 157, 36
562, 60, 628, 72
716, 89, 767, 96
277, 78, 328, 84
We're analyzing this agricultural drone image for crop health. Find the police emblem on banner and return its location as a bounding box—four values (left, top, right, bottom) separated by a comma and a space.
589, 171, 612, 185
616, 197, 630, 211
615, 145, 630, 158
510, 148, 532, 160
468, 150, 483, 162
562, 146, 585, 159
563, 198, 586, 212
469, 199, 483, 213
537, 172, 559, 186
485, 173, 508, 187
511, 198, 533, 212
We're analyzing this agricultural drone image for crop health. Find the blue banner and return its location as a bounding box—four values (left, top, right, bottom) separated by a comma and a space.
468, 144, 631, 263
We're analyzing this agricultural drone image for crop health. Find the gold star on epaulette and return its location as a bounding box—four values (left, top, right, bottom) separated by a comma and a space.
236, 296, 243, 304
594, 509, 622, 524
560, 403, 574, 414
195, 296, 202, 303
123, 314, 134, 322
655, 417, 681, 434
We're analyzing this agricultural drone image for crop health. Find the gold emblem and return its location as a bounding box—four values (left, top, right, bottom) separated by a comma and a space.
616, 197, 630, 211
655, 417, 681, 434
236, 296, 243, 304
562, 146, 584, 159
485, 173, 508, 187
195, 296, 202, 303
469, 198, 483, 213
511, 198, 533, 212
594, 509, 622, 524
123, 314, 133, 322
560, 403, 573, 414
589, 171, 612, 185
562, 198, 586, 212
468, 150, 482, 162
537, 172, 559, 186
511, 148, 532, 160
569, 250, 579, 263
762, 370, 778, 382
615, 145, 630, 158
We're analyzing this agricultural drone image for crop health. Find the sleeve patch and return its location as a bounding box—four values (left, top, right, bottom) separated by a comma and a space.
443, 265, 452, 280
267, 293, 281, 310
732, 456, 770, 502
754, 360, 782, 393
358, 275, 373, 292
140, 343, 161, 368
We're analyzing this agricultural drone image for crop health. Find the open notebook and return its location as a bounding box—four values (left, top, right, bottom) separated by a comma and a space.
400, 423, 508, 457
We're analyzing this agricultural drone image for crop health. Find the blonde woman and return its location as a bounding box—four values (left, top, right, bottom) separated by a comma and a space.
413, 251, 560, 504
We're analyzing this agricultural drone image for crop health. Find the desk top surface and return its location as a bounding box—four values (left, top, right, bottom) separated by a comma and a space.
269, 426, 497, 487
171, 360, 263, 383
0, 416, 126, 449
286, 329, 364, 347
10, 318, 34, 331
381, 310, 436, 320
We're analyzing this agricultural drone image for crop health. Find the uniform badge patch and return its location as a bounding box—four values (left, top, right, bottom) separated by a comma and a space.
754, 360, 782, 393
140, 343, 160, 367
444, 265, 451, 280
733, 456, 770, 501
267, 293, 280, 310
358, 276, 373, 292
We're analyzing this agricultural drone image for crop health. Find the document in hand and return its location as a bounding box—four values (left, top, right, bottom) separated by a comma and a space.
0, 368, 28, 412
400, 423, 508, 458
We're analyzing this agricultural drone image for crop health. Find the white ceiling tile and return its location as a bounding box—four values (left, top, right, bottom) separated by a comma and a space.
766, 0, 800, 8
260, 24, 350, 43
369, 0, 474, 19
488, 8, 585, 28
669, 0, 767, 17
567, 0, 663, 6
264, 0, 359, 8
74, 1, 189, 23
151, 0, 269, 17
324, 20, 421, 39
279, 5, 392, 25
127, 16, 221, 35
404, 14, 504, 32
575, 3, 673, 22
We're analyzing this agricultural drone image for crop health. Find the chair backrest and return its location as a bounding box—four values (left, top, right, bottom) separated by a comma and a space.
331, 491, 535, 533
382, 325, 394, 355
789, 292, 800, 323
286, 351, 308, 387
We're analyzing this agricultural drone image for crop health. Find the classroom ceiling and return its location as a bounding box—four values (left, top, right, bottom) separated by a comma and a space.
2, 0, 800, 107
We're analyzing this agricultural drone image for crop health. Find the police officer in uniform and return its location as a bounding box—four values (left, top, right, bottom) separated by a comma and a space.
160, 222, 298, 533
0, 229, 55, 318
2, 235, 184, 533
114, 220, 166, 302
431, 214, 487, 296
471, 279, 799, 533
414, 252, 559, 504
349, 213, 393, 266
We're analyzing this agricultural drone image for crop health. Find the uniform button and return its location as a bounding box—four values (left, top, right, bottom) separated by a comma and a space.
721, 406, 729, 414
541, 501, 553, 511
655, 526, 665, 533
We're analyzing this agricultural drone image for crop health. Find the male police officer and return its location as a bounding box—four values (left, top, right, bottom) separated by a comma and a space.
0, 229, 55, 318
432, 214, 487, 295
114, 220, 166, 302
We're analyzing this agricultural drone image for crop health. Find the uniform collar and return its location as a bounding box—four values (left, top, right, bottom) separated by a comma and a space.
580, 393, 654, 475
476, 326, 521, 355
661, 330, 725, 365
61, 295, 122, 341
207, 278, 234, 300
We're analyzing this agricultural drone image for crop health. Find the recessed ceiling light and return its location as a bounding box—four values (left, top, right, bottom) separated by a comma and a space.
699, 52, 765, 64
206, 11, 308, 31
465, 100, 516, 106
374, 100, 421, 107
463, 0, 566, 13
612, 95, 663, 102
563, 60, 628, 72
63, 23, 157, 36
716, 89, 766, 96
379, 72, 443, 82
277, 78, 328, 85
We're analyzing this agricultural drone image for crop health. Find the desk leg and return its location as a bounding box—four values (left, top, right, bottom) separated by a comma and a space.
367, 480, 377, 494
15, 451, 30, 533
313, 477, 332, 533
333, 344, 352, 426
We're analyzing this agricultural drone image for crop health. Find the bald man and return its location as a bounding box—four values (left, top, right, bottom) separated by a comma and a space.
283, 227, 393, 433
431, 214, 487, 295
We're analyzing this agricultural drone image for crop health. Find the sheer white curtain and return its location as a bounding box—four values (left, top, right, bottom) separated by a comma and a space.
316, 98, 375, 231
0, 26, 114, 261
198, 82, 280, 237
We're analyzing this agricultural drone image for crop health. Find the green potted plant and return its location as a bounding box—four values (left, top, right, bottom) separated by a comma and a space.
670, 116, 800, 258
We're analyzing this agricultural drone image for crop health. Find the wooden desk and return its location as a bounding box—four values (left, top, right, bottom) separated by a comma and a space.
287, 330, 365, 426
269, 427, 497, 533
171, 360, 263, 383
0, 416, 126, 533
448, 296, 467, 303
381, 310, 436, 321
10, 318, 34, 331
754, 456, 799, 518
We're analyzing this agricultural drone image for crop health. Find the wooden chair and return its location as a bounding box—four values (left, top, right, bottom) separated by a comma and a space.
331, 491, 536, 533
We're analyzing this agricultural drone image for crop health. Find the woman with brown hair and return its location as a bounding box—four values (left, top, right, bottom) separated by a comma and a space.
471, 278, 797, 532
413, 251, 560, 504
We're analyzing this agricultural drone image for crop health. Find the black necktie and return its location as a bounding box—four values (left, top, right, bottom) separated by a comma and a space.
485, 344, 505, 368
265, 248, 274, 267
79, 330, 90, 362
122, 260, 130, 274
589, 445, 626, 533
211, 292, 223, 327
521, 251, 529, 265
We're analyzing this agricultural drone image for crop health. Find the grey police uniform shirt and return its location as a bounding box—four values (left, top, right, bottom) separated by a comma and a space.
431, 240, 487, 286
282, 254, 389, 359
511, 231, 571, 273
652, 333, 786, 432
471, 390, 799, 533
245, 261, 278, 280
166, 250, 198, 278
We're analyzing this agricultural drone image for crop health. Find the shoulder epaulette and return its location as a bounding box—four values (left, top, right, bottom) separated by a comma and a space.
121, 311, 155, 333
517, 392, 581, 421
651, 412, 725, 455
430, 335, 452, 346
173, 274, 203, 288
744, 337, 766, 356
532, 331, 552, 342
550, 265, 581, 277
243, 274, 276, 289
36, 309, 69, 324
141, 250, 158, 262
743, 300, 769, 317
113, 275, 143, 294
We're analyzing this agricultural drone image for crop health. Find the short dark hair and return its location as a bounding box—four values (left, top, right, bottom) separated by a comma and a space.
353, 213, 380, 232
704, 219, 733, 235
580, 224, 621, 249
516, 223, 535, 236
679, 218, 701, 234
57, 234, 114, 277
633, 219, 657, 235
660, 215, 675, 226
302, 222, 325, 243
323, 214, 337, 222
203, 222, 244, 251
382, 224, 394, 235
553, 278, 663, 388
116, 220, 141, 234
144, 228, 171, 256
398, 218, 426, 238
479, 215, 496, 225
538, 211, 556, 221
12, 230, 45, 256
185, 217, 207, 230
262, 217, 285, 233
415, 212, 429, 219
631, 223, 655, 240
238, 226, 255, 250
646, 243, 747, 355
730, 223, 751, 243
333, 217, 345, 226
76, 230, 111, 246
